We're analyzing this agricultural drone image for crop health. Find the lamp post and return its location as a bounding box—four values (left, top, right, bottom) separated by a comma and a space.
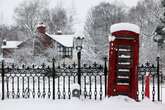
75, 37, 84, 86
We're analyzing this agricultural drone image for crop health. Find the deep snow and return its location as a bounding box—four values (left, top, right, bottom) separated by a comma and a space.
0, 96, 164, 110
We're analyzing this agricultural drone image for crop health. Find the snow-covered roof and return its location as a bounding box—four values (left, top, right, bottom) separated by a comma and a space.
46, 33, 74, 47
1, 41, 23, 49
110, 23, 140, 34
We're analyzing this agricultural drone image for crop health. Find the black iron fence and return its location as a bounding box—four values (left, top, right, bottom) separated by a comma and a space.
0, 59, 107, 100
0, 58, 163, 101
137, 57, 163, 102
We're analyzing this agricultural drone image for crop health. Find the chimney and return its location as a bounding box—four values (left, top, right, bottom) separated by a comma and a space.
36, 22, 46, 34
2, 39, 7, 46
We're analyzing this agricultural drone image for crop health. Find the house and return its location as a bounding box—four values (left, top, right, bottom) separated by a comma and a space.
1, 23, 75, 63
1, 40, 23, 58
35, 23, 74, 58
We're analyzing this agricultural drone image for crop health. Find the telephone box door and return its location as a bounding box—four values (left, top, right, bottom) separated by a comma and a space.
108, 38, 139, 100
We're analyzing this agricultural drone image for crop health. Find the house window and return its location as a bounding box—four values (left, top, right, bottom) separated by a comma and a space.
57, 43, 63, 57
57, 43, 73, 58
65, 47, 72, 58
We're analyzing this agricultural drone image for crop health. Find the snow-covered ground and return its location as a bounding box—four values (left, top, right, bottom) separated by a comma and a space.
0, 84, 164, 110
0, 77, 164, 110
162, 85, 165, 103
0, 96, 164, 110
138, 83, 164, 102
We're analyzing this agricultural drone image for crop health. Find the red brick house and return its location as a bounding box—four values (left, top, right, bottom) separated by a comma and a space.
1, 23, 75, 62
35, 23, 74, 58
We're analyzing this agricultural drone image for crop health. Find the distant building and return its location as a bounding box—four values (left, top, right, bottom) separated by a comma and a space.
1, 40, 23, 58
35, 23, 74, 58
1, 23, 75, 62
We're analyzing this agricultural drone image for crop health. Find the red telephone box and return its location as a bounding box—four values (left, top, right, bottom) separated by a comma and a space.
108, 23, 140, 101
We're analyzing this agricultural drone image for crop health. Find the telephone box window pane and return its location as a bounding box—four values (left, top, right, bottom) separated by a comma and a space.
116, 45, 133, 85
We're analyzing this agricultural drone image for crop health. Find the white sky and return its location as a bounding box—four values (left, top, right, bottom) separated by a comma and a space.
0, 0, 141, 32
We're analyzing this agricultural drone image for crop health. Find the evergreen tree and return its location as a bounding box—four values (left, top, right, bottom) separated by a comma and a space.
154, 0, 165, 74
154, 0, 165, 47
83, 2, 126, 63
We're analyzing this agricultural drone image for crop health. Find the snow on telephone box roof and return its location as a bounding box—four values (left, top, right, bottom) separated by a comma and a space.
46, 33, 74, 47
110, 23, 140, 34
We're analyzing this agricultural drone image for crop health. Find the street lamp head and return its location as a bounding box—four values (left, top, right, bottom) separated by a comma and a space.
75, 36, 84, 52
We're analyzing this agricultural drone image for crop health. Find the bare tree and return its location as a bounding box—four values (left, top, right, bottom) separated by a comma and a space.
83, 2, 126, 62
41, 7, 74, 34
14, 0, 47, 32
12, 0, 74, 64
127, 0, 162, 64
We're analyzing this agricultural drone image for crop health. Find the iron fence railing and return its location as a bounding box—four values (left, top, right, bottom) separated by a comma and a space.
0, 58, 163, 102
0, 59, 107, 100
137, 59, 163, 102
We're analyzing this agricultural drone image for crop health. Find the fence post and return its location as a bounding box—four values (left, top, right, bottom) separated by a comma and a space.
52, 58, 55, 100
104, 57, 107, 97
156, 57, 160, 101
77, 51, 81, 95
1, 60, 5, 100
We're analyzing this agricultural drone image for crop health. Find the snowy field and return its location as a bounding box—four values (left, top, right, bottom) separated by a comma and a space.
0, 78, 165, 110
0, 96, 165, 110
0, 85, 164, 110
162, 87, 165, 104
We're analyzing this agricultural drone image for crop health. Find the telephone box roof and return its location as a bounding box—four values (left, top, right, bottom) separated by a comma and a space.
110, 23, 140, 34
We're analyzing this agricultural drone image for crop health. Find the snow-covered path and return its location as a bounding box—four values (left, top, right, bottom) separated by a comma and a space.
0, 96, 164, 110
